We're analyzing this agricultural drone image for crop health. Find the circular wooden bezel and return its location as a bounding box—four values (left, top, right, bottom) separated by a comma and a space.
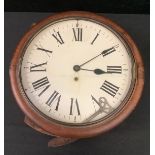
9, 11, 144, 138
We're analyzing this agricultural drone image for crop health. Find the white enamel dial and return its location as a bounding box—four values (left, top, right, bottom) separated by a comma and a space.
19, 18, 135, 125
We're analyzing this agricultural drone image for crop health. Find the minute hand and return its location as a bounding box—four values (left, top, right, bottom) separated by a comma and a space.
80, 45, 118, 67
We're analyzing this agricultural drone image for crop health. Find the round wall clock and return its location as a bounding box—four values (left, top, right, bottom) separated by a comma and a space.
9, 11, 144, 147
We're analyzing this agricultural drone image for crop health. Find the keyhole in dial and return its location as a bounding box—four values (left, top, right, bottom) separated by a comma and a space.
74, 77, 79, 81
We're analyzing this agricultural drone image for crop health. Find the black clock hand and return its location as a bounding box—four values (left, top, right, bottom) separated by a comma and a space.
79, 45, 119, 67
80, 68, 112, 75
80, 68, 105, 75
37, 47, 53, 54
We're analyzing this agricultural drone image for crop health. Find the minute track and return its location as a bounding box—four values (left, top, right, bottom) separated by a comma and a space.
18, 17, 135, 125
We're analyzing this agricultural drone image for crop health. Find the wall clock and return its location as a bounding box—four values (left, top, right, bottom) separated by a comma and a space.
9, 11, 144, 147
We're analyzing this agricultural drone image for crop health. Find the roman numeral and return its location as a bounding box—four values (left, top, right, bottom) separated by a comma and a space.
32, 77, 49, 90
100, 80, 119, 97
37, 48, 53, 54
91, 33, 99, 45
107, 66, 122, 74
102, 47, 116, 57
70, 98, 80, 115
45, 91, 61, 111
30, 62, 47, 72
52, 31, 64, 45
72, 28, 82, 41
32, 77, 50, 96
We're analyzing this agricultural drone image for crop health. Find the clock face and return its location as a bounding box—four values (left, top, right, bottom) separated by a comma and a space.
19, 18, 135, 125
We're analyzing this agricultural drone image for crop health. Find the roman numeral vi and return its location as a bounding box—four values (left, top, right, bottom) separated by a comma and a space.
70, 98, 80, 115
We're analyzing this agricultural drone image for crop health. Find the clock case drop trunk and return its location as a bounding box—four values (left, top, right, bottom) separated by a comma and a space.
24, 116, 77, 147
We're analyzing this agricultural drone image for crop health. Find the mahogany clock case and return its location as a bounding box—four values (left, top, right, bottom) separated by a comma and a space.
5, 13, 149, 155
9, 11, 144, 138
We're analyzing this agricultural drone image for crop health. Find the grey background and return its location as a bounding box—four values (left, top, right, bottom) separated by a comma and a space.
5, 13, 149, 155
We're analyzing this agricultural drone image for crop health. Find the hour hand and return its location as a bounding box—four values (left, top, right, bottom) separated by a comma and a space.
73, 66, 122, 75
80, 68, 114, 75
80, 68, 107, 75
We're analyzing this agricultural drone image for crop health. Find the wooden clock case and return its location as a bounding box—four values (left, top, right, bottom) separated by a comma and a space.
9, 11, 144, 147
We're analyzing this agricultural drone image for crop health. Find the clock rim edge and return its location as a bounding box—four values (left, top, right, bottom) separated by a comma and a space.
9, 11, 144, 138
